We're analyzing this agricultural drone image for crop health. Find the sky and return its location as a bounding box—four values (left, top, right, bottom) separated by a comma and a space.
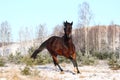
0, 0, 120, 41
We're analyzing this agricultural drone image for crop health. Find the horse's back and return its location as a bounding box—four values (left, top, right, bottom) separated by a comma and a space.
46, 36, 63, 47
45, 36, 65, 55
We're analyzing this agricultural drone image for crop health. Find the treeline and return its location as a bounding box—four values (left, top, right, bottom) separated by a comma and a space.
73, 24, 120, 55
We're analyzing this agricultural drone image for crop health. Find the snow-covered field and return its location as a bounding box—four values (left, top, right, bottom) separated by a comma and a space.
0, 61, 120, 80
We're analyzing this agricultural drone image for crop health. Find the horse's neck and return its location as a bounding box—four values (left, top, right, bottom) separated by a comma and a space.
63, 35, 73, 47
62, 36, 75, 54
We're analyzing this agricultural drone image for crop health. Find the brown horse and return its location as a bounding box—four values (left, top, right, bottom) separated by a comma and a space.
31, 21, 80, 73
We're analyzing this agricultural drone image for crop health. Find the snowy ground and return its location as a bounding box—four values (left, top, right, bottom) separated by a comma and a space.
0, 60, 120, 80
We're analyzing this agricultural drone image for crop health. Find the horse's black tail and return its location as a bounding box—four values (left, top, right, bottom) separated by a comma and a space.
31, 40, 47, 59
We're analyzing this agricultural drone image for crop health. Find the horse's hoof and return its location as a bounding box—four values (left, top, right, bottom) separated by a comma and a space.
60, 71, 64, 74
77, 71, 81, 74
74, 67, 77, 73
74, 67, 80, 74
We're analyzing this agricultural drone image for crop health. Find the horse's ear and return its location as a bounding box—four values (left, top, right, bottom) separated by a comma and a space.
71, 21, 73, 25
64, 21, 66, 27
66, 21, 68, 23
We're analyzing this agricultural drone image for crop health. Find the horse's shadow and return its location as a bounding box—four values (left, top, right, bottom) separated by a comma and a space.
37, 66, 75, 75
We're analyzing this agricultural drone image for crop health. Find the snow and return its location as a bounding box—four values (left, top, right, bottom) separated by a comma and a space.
0, 61, 120, 80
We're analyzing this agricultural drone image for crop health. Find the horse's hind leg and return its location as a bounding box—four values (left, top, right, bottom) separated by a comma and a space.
52, 55, 64, 73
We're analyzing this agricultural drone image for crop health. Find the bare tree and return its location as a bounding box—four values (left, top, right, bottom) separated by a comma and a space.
53, 25, 64, 37
78, 1, 93, 55
98, 25, 101, 52
0, 21, 11, 56
18, 26, 34, 54
74, 27, 85, 54
78, 2, 93, 27
36, 24, 47, 46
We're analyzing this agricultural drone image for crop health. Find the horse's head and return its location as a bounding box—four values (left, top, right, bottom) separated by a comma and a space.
64, 21, 73, 38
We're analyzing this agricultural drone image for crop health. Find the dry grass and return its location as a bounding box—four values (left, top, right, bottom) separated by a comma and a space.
0, 68, 20, 80
0, 61, 120, 80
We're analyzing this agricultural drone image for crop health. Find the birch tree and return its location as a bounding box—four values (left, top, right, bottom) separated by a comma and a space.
53, 25, 64, 37
0, 21, 11, 56
18, 26, 34, 54
36, 24, 47, 46
78, 2, 93, 55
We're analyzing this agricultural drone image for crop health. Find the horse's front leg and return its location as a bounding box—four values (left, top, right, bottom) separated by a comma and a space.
69, 55, 80, 74
72, 59, 80, 73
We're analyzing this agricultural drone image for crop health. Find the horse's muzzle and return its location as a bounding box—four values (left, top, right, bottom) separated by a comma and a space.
68, 33, 72, 38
